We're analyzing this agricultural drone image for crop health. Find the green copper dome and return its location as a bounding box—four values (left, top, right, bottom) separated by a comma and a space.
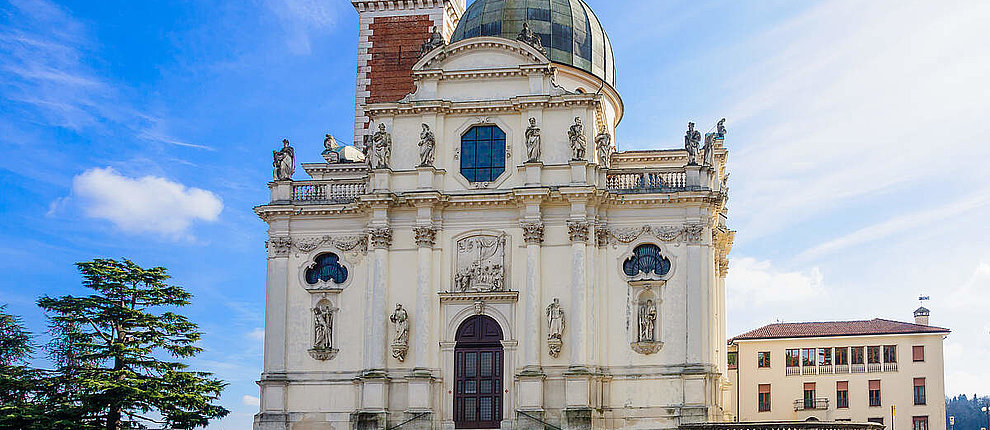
450, 0, 615, 86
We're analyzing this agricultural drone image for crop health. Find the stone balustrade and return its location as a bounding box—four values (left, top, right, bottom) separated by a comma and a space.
605, 168, 689, 192
291, 180, 367, 204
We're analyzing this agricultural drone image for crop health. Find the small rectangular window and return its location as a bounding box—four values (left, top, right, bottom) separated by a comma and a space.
835, 347, 849, 365
868, 418, 884, 425
852, 346, 865, 365
913, 416, 929, 430
914, 378, 926, 405
786, 349, 800, 367
803, 382, 816, 409
802, 348, 816, 367
758, 384, 771, 412
883, 345, 897, 363
913, 345, 925, 362
869, 379, 881, 407
728, 351, 738, 369
758, 351, 771, 368
868, 346, 881, 364
837, 381, 849, 409
819, 348, 832, 366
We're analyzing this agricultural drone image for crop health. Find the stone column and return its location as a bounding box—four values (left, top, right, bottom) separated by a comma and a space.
408, 225, 437, 428
257, 235, 291, 428
368, 226, 392, 371
566, 220, 590, 367
517, 220, 546, 426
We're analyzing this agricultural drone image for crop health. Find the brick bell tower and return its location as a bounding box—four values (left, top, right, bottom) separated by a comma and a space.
351, 0, 465, 146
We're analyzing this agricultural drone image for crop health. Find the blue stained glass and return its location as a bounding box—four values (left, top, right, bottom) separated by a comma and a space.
622, 244, 671, 278
305, 253, 348, 284
460, 125, 505, 183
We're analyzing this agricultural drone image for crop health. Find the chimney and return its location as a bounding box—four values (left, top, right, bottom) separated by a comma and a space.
913, 307, 930, 326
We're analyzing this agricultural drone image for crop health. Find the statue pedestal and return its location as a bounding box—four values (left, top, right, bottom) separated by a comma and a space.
406, 371, 433, 411
521, 162, 543, 186
269, 180, 292, 203
515, 370, 546, 430
372, 169, 392, 193
685, 164, 702, 189
416, 166, 440, 190
359, 372, 390, 412
569, 160, 590, 184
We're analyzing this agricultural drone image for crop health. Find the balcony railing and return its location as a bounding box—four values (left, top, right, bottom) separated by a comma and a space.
681, 421, 884, 430
605, 169, 688, 192
794, 398, 830, 411
787, 362, 897, 376
292, 180, 367, 204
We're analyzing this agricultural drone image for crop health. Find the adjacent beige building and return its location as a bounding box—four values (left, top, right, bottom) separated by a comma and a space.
727, 308, 948, 430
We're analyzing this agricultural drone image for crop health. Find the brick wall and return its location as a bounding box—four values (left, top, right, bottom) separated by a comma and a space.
365, 15, 434, 106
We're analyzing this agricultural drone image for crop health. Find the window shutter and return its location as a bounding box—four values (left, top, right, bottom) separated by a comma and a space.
759, 384, 771, 394
914, 378, 925, 387
837, 381, 848, 390
869, 380, 881, 390
913, 346, 925, 361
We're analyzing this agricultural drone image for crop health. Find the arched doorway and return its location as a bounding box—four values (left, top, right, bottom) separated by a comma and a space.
454, 315, 503, 429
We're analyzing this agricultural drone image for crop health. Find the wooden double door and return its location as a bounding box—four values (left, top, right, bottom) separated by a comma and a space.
453, 315, 503, 429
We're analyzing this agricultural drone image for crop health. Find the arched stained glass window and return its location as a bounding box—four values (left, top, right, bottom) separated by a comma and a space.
305, 253, 348, 285
623, 244, 671, 278
461, 125, 506, 183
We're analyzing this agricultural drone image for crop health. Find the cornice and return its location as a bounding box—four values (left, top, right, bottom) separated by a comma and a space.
364, 94, 597, 118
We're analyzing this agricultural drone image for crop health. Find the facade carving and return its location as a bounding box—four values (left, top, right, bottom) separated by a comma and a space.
595, 126, 613, 168
453, 234, 507, 292
524, 117, 541, 163
267, 236, 292, 258
389, 304, 409, 362
293, 235, 368, 255
546, 298, 564, 358
520, 221, 544, 244
367, 123, 392, 170
310, 301, 338, 361
418, 123, 436, 167
368, 226, 393, 249
567, 220, 591, 243
682, 223, 707, 243
413, 226, 439, 248
568, 117, 587, 161
684, 122, 701, 166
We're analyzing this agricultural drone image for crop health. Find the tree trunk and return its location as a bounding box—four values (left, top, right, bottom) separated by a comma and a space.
107, 356, 123, 430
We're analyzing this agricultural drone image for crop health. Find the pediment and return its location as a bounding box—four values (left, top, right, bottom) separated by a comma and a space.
414, 36, 549, 73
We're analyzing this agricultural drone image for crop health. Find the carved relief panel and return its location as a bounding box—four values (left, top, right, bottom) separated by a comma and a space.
453, 233, 508, 292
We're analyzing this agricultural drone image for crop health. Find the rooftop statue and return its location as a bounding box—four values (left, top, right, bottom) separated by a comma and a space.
568, 117, 587, 161
420, 27, 446, 58
516, 22, 546, 55
525, 117, 541, 163
684, 122, 701, 165
418, 124, 436, 167
702, 133, 715, 167
273, 138, 295, 181
717, 117, 727, 138
322, 133, 340, 164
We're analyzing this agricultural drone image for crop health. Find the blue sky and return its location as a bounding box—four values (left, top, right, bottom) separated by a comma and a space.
1, 0, 988, 428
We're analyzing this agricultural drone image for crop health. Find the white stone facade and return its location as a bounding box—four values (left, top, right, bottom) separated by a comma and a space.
255, 5, 734, 430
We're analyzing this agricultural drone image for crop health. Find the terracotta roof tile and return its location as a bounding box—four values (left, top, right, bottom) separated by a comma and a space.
731, 318, 949, 342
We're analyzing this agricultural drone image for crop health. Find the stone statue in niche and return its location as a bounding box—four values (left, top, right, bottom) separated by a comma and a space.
420, 26, 445, 58
568, 117, 587, 161
418, 124, 436, 167
638, 299, 657, 342
684, 122, 701, 165
309, 301, 338, 360
273, 139, 295, 181
453, 234, 506, 292
322, 134, 340, 164
369, 123, 392, 169
595, 125, 613, 168
525, 117, 541, 162
389, 304, 409, 361
546, 298, 564, 358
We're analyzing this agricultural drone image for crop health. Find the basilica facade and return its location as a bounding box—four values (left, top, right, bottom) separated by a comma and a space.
255, 1, 734, 429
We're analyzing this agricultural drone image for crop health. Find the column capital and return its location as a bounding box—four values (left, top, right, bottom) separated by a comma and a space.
267, 236, 292, 258
413, 225, 439, 248
368, 226, 393, 249
520, 221, 544, 245
567, 220, 591, 243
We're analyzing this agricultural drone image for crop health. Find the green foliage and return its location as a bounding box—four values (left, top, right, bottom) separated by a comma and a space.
34, 258, 229, 430
947, 395, 990, 430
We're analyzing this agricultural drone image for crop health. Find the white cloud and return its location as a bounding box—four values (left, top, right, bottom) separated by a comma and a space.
241, 395, 260, 407
247, 327, 265, 342
71, 167, 222, 238
940, 262, 990, 395
726, 257, 824, 309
